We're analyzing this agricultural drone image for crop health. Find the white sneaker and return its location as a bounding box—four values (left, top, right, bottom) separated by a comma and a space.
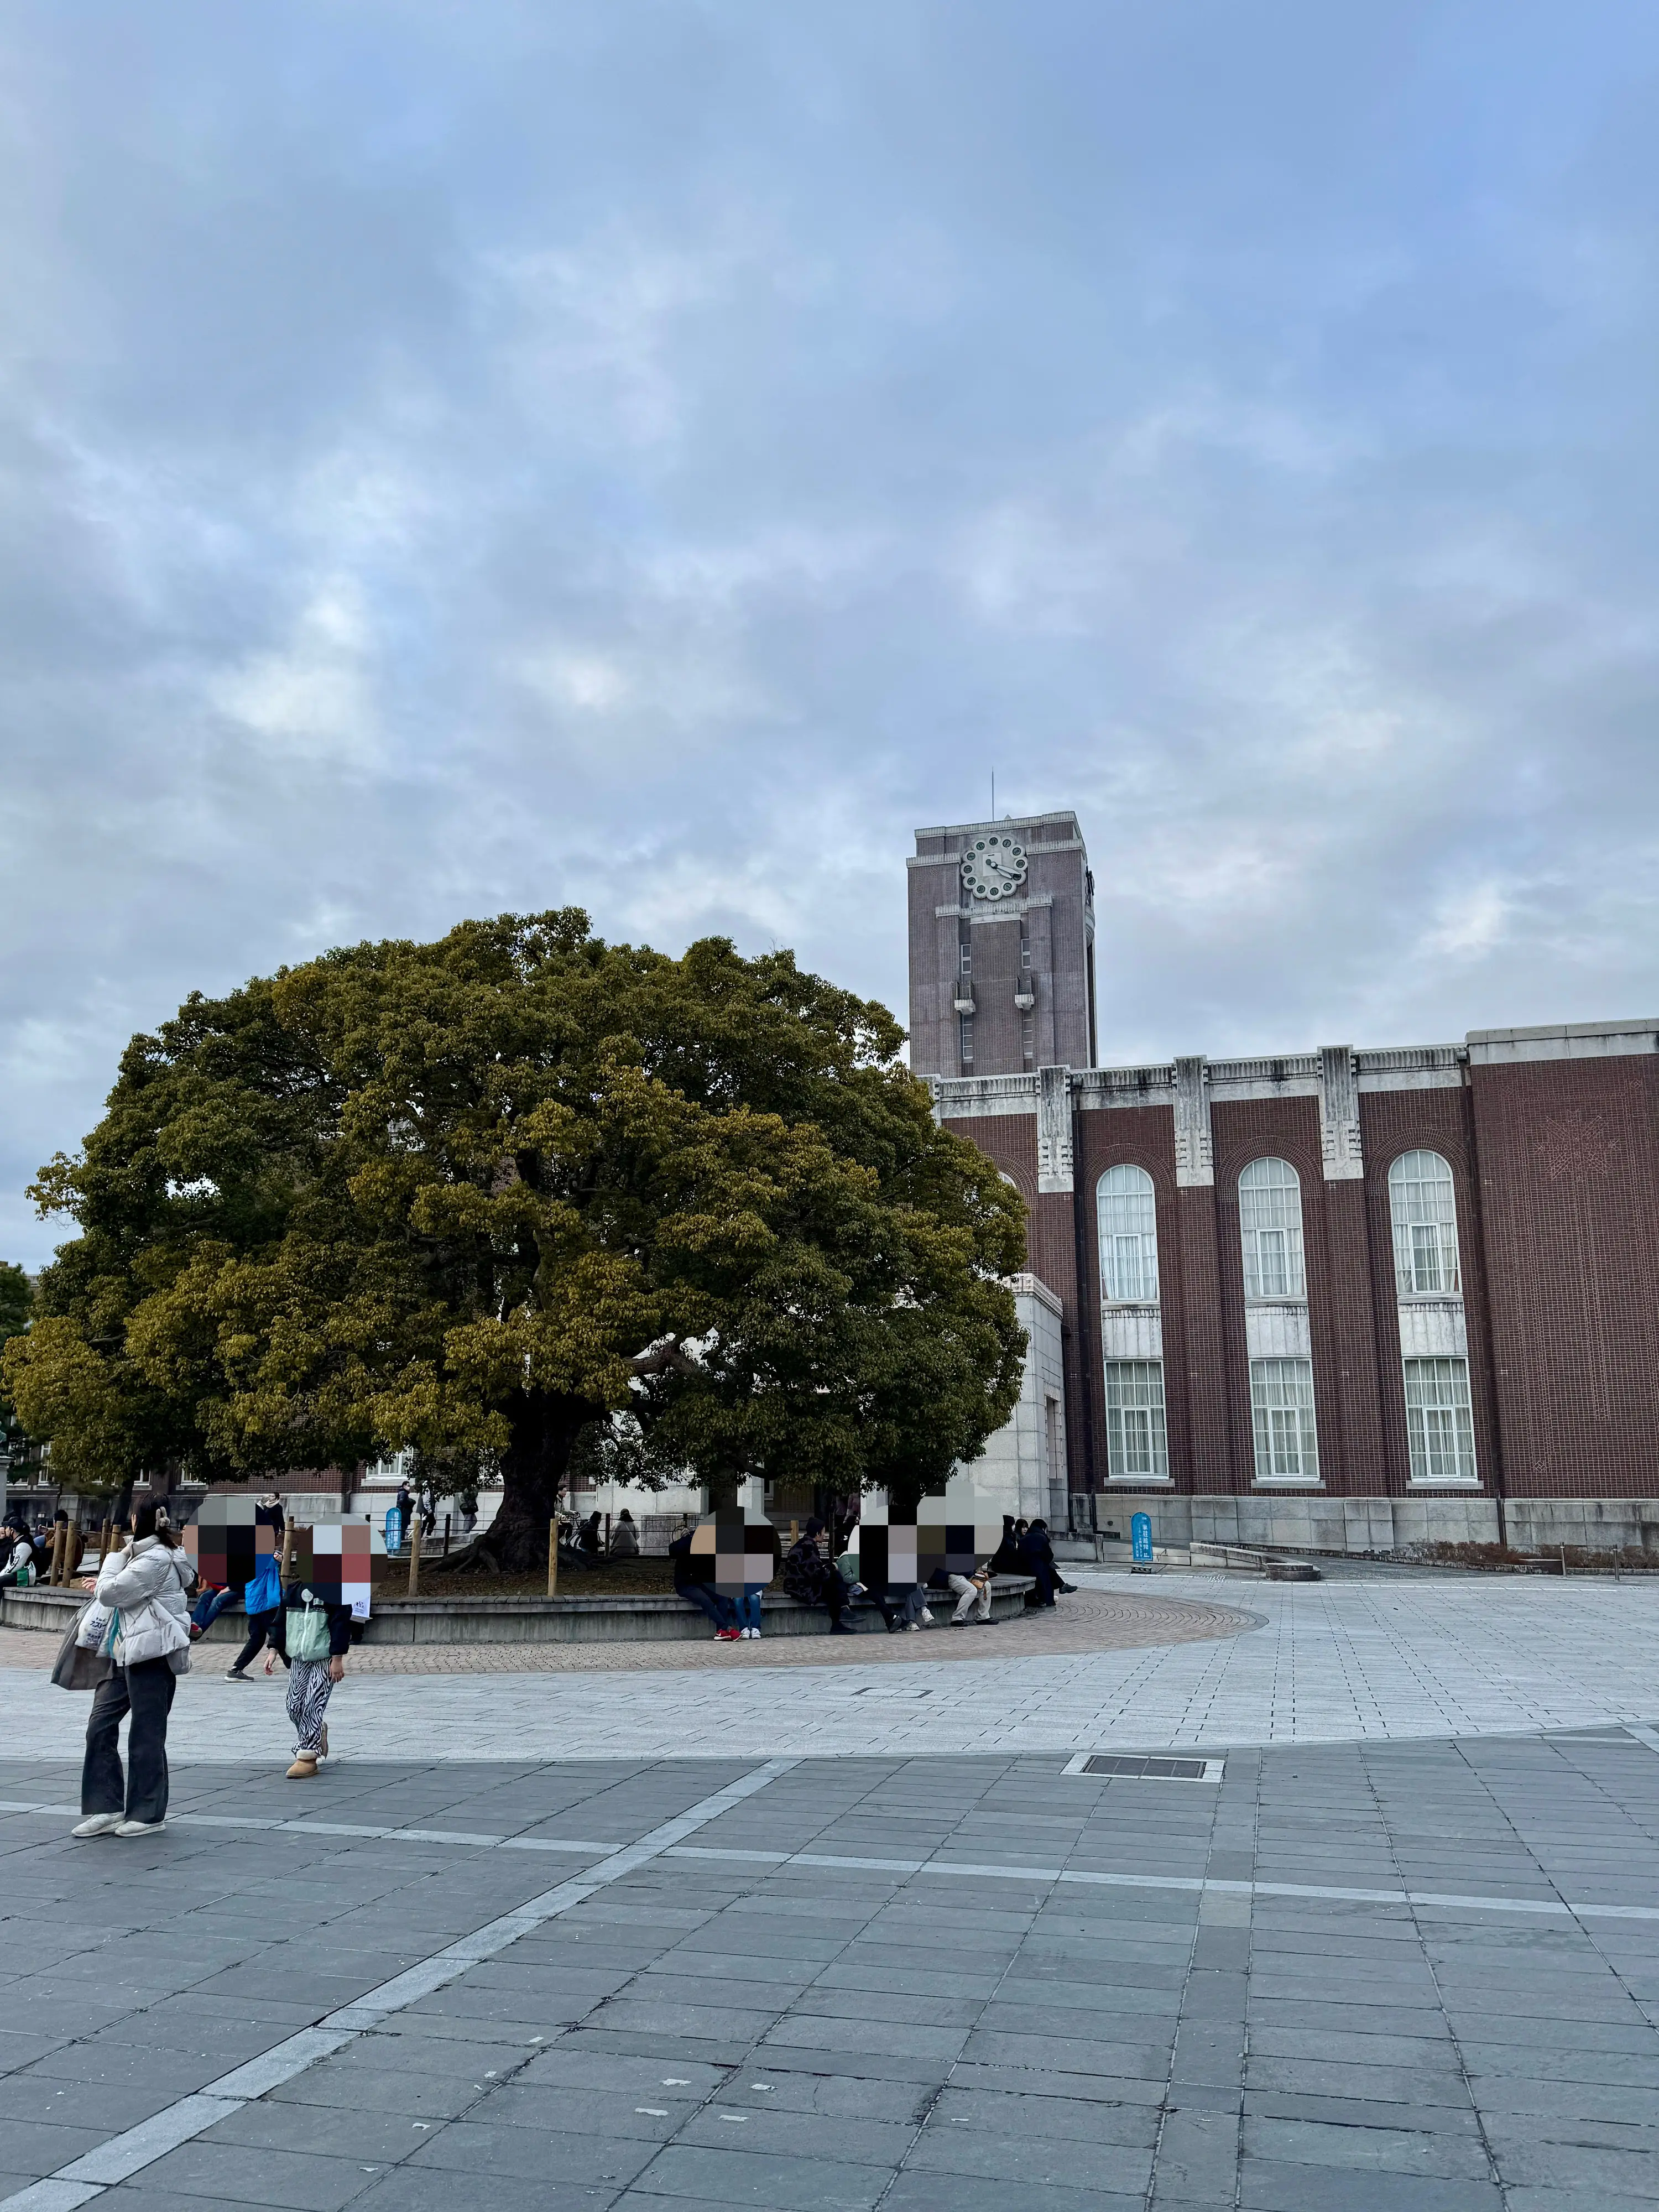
71, 1813, 123, 1839
114, 1819, 166, 1837
744, 1626, 760, 1639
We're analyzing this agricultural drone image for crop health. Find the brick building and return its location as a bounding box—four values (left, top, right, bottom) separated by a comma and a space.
911, 811, 1659, 1554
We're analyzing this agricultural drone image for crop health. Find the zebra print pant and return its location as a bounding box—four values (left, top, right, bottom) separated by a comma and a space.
286, 1658, 335, 1756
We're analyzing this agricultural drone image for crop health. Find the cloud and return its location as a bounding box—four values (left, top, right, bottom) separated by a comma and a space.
4, 0, 1659, 1265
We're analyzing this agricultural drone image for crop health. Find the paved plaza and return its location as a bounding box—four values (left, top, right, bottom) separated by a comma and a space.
1, 1569, 1657, 2210
4, 1571, 1658, 1761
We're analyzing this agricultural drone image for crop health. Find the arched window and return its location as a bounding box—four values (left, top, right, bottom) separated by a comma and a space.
1239, 1157, 1305, 1300
1389, 1151, 1461, 1296
1098, 1164, 1159, 1302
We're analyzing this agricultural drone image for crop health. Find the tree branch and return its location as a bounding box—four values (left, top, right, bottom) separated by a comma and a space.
625, 1338, 700, 1378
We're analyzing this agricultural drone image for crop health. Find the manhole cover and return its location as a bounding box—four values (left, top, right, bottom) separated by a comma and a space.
1062, 1753, 1224, 1782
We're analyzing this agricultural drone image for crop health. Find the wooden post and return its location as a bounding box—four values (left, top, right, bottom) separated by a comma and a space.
547, 1520, 559, 1599
51, 1521, 67, 1585
443, 1512, 452, 1558
280, 1523, 294, 1585
789, 1519, 799, 1551
604, 1510, 612, 1557
408, 1514, 422, 1597
98, 1517, 111, 1567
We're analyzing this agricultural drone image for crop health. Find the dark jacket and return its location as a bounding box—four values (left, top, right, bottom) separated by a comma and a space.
668, 1528, 696, 1594
273, 1579, 354, 1663
988, 1518, 1024, 1575
781, 1535, 833, 1603
1019, 1526, 1057, 1572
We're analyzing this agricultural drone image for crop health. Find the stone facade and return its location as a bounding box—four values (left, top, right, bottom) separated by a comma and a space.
913, 813, 1659, 1554
907, 812, 1095, 1081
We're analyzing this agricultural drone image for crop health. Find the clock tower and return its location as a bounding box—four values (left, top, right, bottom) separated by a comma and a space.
906, 811, 1096, 1078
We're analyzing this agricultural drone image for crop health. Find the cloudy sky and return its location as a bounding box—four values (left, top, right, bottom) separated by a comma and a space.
4, 1, 1658, 1267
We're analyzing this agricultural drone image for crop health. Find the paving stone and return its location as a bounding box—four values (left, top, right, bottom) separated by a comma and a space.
902, 2121, 1152, 2192
1243, 2113, 1495, 2180
1154, 2109, 1240, 2199
125, 2138, 393, 2210
408, 2118, 659, 2185
1239, 2157, 1504, 2209
0, 2114, 109, 2174
622, 2141, 891, 2208
879, 2172, 1143, 2211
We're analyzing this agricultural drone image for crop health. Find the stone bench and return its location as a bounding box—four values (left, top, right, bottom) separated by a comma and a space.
2, 1578, 1036, 1646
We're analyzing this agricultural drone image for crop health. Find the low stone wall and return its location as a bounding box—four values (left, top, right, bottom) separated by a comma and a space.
1, 1579, 1036, 1646
1088, 1494, 1659, 1556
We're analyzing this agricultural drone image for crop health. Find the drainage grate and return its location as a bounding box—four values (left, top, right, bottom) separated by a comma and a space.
1062, 1752, 1225, 1782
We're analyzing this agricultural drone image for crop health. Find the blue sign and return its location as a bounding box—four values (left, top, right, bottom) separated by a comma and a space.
1130, 1512, 1154, 1564
384, 1506, 404, 1555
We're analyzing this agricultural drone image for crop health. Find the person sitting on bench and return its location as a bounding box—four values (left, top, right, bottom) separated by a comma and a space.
782, 1519, 857, 1635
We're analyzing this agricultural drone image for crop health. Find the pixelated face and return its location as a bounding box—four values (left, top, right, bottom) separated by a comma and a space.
289, 1522, 373, 1608
687, 1509, 778, 1596
856, 1489, 1004, 1590
185, 1496, 276, 1587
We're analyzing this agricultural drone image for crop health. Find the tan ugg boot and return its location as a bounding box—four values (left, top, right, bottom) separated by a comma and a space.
286, 1754, 319, 1780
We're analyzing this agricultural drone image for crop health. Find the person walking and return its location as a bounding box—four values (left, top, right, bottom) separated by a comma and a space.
72, 1503, 192, 1839
273, 1571, 353, 1779
224, 1546, 283, 1681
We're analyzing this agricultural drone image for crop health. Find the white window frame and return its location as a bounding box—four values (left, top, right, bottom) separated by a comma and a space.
1250, 1357, 1320, 1484
1388, 1151, 1462, 1297
1104, 1359, 1170, 1481
1403, 1357, 1478, 1485
1239, 1157, 1306, 1300
1098, 1164, 1159, 1304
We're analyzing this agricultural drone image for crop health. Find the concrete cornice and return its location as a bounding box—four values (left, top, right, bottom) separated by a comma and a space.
914, 811, 1080, 841
1465, 1020, 1659, 1062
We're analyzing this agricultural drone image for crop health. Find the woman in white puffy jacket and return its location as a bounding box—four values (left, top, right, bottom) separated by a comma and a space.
72, 1503, 195, 1839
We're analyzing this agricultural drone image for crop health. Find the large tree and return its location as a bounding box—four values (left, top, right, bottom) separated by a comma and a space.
0, 1262, 33, 1473
4, 912, 1027, 1564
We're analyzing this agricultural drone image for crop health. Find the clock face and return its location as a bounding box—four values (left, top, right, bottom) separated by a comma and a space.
961, 833, 1028, 901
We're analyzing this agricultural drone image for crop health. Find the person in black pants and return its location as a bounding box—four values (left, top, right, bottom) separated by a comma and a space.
74, 1503, 192, 1838
225, 1548, 283, 1680
781, 1519, 857, 1634
1019, 1517, 1072, 1608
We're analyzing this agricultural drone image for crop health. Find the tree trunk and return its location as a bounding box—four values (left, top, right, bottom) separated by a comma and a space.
882, 1474, 927, 1522
484, 1389, 597, 1572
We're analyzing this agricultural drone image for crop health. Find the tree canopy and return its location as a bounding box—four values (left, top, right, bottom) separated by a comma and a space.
4, 912, 1027, 1563
0, 1262, 33, 1471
